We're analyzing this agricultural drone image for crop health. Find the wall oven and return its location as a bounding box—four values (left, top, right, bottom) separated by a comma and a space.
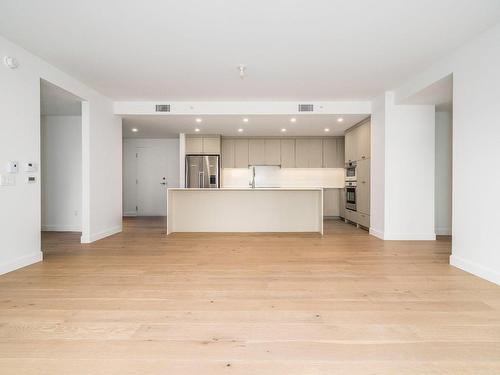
345, 181, 357, 211
345, 161, 357, 182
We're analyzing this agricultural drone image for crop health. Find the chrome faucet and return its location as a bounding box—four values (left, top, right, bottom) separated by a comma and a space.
249, 166, 256, 189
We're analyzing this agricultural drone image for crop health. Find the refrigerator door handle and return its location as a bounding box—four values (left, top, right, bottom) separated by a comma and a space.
199, 171, 204, 188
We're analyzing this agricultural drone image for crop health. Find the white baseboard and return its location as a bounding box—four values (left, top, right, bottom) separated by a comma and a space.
123, 212, 137, 217
450, 255, 500, 286
41, 224, 81, 232
0, 251, 43, 276
81, 225, 122, 244
435, 227, 452, 235
369, 227, 385, 239
383, 232, 436, 240
368, 228, 436, 240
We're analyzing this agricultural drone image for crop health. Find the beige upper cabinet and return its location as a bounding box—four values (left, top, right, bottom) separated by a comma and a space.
234, 139, 249, 168
185, 137, 203, 154
345, 119, 370, 162
202, 136, 221, 154
248, 139, 265, 165
356, 158, 370, 215
296, 139, 323, 168
322, 138, 344, 168
186, 135, 221, 154
221, 139, 235, 168
357, 121, 371, 161
280, 139, 295, 168
264, 139, 281, 165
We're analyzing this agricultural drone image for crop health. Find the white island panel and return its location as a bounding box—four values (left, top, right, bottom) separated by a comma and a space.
167, 188, 323, 234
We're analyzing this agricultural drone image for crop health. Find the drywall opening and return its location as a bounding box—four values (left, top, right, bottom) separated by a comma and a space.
400, 74, 453, 237
40, 79, 83, 246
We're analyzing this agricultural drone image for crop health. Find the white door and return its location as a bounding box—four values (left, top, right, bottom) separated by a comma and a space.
136, 147, 169, 216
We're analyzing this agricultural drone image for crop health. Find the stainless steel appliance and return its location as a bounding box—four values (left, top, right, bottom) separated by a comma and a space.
185, 155, 220, 188
345, 181, 357, 211
345, 161, 357, 182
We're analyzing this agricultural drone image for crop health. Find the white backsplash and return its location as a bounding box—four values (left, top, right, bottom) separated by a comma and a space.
222, 167, 345, 188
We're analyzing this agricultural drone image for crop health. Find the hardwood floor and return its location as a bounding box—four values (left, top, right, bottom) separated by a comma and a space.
1, 217, 500, 374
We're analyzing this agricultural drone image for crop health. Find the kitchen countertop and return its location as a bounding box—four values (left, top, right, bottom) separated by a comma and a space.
168, 187, 324, 191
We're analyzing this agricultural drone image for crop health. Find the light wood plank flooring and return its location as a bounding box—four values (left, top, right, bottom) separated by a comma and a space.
1, 217, 500, 374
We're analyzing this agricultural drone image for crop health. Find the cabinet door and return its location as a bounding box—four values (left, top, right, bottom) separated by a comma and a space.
357, 121, 370, 160
234, 139, 249, 168
264, 139, 281, 165
295, 139, 309, 168
185, 137, 203, 154
336, 137, 345, 168
280, 139, 295, 168
248, 139, 265, 165
344, 130, 356, 162
356, 158, 370, 215
203, 137, 221, 154
323, 189, 340, 216
339, 188, 346, 218
221, 139, 234, 168
322, 138, 337, 168
308, 139, 323, 167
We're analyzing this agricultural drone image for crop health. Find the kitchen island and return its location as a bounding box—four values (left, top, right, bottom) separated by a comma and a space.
167, 188, 323, 234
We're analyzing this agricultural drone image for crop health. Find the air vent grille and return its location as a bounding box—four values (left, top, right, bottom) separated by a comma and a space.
298, 104, 314, 112
155, 104, 171, 112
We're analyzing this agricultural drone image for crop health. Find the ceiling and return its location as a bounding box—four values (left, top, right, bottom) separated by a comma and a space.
40, 79, 82, 116
2, 1, 500, 101
122, 114, 368, 138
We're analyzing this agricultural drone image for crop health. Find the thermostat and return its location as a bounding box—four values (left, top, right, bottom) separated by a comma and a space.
6, 161, 18, 173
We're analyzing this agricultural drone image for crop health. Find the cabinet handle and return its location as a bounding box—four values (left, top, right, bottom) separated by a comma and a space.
362, 156, 366, 159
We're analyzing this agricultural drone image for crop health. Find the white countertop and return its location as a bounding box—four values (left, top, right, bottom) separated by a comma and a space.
168, 187, 324, 191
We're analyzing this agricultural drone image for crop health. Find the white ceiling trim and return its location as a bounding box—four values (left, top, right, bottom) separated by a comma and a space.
114, 101, 371, 116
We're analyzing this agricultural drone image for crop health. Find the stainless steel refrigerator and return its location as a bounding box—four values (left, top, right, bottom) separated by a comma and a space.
185, 155, 220, 188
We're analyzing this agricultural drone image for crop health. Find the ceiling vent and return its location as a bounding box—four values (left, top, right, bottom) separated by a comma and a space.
298, 104, 314, 112
155, 104, 171, 112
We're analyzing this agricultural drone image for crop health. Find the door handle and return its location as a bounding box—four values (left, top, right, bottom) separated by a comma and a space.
160, 182, 167, 185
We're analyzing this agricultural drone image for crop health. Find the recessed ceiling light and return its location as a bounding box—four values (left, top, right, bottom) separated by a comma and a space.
290, 118, 297, 123
243, 118, 249, 123
195, 128, 200, 132
238, 128, 244, 132
337, 117, 344, 123
324, 128, 330, 132
281, 128, 287, 132
195, 118, 202, 123
131, 128, 138, 132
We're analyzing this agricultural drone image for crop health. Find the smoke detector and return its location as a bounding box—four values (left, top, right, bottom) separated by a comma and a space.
238, 64, 246, 79
4, 56, 19, 69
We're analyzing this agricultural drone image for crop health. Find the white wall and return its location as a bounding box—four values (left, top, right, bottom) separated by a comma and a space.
390, 22, 500, 284
0, 35, 122, 275
370, 92, 436, 240
41, 116, 82, 231
123, 138, 180, 216
435, 111, 453, 235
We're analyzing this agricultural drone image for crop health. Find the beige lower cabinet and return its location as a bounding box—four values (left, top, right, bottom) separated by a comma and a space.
234, 139, 249, 168
357, 212, 370, 228
280, 139, 295, 167
345, 209, 358, 223
339, 188, 346, 218
323, 189, 340, 217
